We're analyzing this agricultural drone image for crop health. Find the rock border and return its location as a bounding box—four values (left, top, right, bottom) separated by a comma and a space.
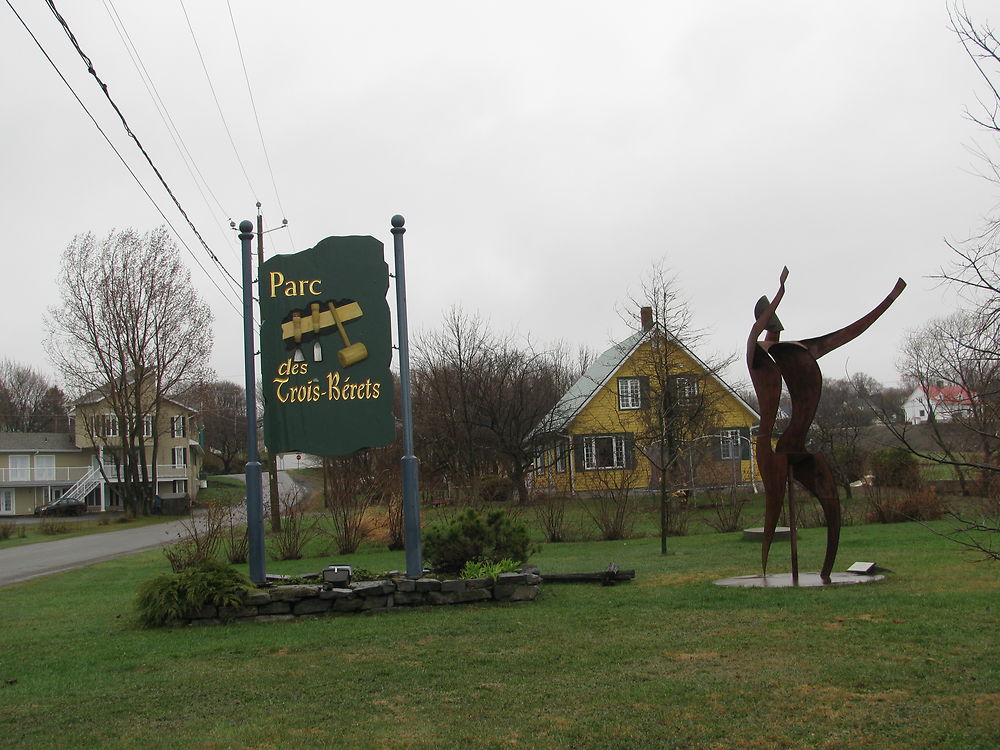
183, 572, 542, 626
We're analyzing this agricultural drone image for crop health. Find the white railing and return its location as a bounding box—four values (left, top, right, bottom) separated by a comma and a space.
65, 467, 102, 500
0, 466, 92, 484
0, 463, 189, 485
100, 464, 190, 482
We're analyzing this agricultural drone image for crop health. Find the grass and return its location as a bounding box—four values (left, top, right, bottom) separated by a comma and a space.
0, 519, 997, 749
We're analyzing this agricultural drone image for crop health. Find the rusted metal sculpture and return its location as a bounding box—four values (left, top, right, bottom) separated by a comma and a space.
748, 268, 905, 582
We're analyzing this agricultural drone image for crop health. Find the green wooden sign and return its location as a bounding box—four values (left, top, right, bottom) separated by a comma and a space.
259, 235, 395, 456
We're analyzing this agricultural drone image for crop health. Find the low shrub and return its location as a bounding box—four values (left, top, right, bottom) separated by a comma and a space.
865, 486, 947, 524
135, 560, 251, 628
424, 508, 536, 575
532, 491, 576, 543
478, 475, 513, 504
39, 519, 71, 535
0, 521, 15, 541
460, 557, 521, 580
701, 490, 749, 533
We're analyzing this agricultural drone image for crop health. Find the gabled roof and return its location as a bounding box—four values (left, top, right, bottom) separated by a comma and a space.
906, 385, 976, 408
73, 374, 198, 414
0, 432, 79, 453
533, 325, 759, 436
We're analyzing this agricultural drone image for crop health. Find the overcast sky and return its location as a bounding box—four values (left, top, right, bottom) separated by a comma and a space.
3, 1, 997, 394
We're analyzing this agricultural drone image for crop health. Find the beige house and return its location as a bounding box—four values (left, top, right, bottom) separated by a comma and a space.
0, 394, 202, 516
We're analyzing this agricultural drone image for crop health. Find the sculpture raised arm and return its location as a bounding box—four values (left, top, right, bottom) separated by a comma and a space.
800, 278, 906, 360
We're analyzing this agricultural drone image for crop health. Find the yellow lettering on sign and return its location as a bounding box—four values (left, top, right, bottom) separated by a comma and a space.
268, 270, 323, 298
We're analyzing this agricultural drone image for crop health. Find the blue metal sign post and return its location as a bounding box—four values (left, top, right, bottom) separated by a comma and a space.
239, 220, 266, 584
391, 215, 422, 578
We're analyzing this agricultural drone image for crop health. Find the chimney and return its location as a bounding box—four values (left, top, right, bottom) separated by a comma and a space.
640, 306, 654, 331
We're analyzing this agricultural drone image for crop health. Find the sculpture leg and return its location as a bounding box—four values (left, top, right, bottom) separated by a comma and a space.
758, 449, 788, 577
790, 453, 840, 581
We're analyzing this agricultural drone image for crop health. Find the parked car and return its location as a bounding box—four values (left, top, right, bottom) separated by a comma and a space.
33, 496, 88, 516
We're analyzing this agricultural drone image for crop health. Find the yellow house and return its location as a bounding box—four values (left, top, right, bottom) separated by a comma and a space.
531, 310, 759, 496
0, 391, 202, 516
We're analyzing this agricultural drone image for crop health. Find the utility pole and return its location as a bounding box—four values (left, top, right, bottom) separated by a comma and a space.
258, 204, 282, 532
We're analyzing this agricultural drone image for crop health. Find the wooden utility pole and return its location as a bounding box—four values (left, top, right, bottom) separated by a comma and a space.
258, 206, 282, 531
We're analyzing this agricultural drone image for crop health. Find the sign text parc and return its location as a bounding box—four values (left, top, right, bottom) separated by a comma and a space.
259, 235, 395, 456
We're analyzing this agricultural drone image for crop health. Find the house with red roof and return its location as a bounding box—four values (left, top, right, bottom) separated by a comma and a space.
902, 384, 976, 425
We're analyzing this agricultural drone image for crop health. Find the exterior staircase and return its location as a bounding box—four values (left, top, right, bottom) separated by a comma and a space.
65, 466, 102, 501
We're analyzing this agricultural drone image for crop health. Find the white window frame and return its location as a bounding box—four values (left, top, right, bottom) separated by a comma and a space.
583, 435, 627, 470
35, 454, 55, 481
171, 416, 186, 438
720, 429, 742, 461
172, 447, 187, 468
1, 489, 14, 514
103, 414, 119, 438
9, 455, 30, 481
675, 375, 700, 401
173, 479, 188, 494
618, 378, 642, 410
143, 415, 153, 438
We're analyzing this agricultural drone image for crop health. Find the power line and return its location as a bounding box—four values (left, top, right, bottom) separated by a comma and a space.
102, 0, 241, 264
42, 0, 246, 302
177, 0, 258, 202
6, 0, 244, 320
225, 0, 295, 254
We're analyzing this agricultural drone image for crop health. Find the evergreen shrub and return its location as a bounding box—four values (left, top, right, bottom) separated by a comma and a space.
423, 508, 536, 575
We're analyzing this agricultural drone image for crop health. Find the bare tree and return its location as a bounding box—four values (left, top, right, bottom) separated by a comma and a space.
188, 380, 247, 473
48, 228, 212, 515
412, 307, 575, 503
623, 263, 738, 552
809, 373, 885, 499
0, 360, 68, 432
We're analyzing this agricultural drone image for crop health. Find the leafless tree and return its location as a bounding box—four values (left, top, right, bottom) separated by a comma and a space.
809, 373, 884, 499
412, 306, 576, 503
622, 262, 737, 552
188, 380, 247, 473
48, 227, 212, 515
0, 359, 68, 432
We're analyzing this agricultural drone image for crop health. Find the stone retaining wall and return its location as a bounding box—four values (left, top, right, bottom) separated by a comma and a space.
185, 572, 542, 626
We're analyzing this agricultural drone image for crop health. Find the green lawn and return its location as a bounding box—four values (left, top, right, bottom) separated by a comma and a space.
1, 519, 997, 749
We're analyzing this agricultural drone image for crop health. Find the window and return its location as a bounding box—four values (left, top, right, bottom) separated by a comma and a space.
718, 427, 750, 461
618, 377, 642, 410
172, 447, 187, 468
1, 489, 14, 514
719, 429, 741, 460
171, 416, 186, 438
143, 415, 153, 438
554, 440, 568, 474
173, 480, 188, 494
674, 375, 700, 401
35, 455, 55, 481
534, 450, 546, 475
41, 486, 64, 504
9, 455, 29, 481
583, 435, 628, 470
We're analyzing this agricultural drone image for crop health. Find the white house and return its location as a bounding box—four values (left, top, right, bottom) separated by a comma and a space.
902, 385, 975, 425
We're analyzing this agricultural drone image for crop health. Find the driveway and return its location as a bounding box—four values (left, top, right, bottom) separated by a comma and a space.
0, 471, 305, 588
0, 519, 190, 588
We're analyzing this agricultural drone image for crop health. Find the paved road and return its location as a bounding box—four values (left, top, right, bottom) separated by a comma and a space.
0, 519, 190, 588
0, 472, 304, 588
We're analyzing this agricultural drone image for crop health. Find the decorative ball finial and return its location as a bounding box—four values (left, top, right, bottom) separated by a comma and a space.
391, 214, 405, 228
239, 219, 254, 234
